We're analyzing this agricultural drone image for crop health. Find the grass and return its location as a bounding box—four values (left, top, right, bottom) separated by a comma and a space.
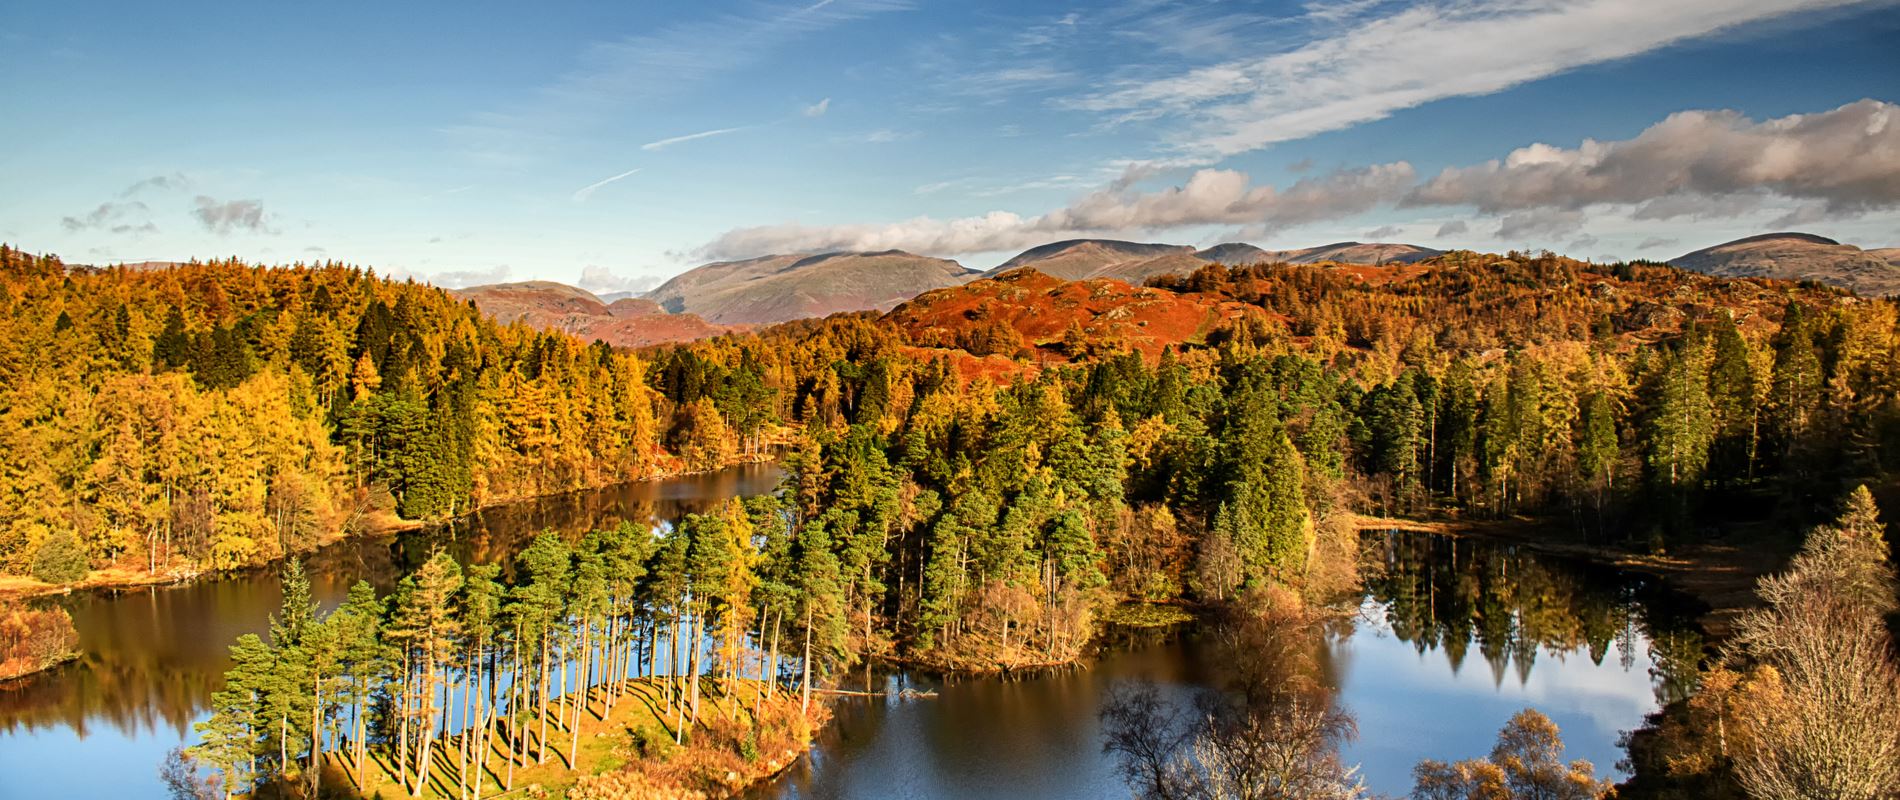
305, 677, 816, 800
1099, 602, 1197, 629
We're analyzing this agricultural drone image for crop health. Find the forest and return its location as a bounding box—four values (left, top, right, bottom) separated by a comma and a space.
7, 244, 1900, 659
5, 243, 1900, 797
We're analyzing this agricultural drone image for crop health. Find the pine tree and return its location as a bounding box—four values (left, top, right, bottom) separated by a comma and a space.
1215, 380, 1312, 584
514, 534, 569, 764
391, 552, 462, 795
192, 633, 274, 799
330, 580, 385, 792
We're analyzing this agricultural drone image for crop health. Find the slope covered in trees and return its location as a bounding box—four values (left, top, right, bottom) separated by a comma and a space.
7, 242, 1899, 676
0, 246, 785, 578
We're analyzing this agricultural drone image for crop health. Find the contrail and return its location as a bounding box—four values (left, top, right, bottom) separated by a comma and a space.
641, 126, 748, 151
572, 167, 642, 202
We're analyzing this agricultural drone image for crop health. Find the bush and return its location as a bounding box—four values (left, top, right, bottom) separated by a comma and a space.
629, 724, 680, 762
31, 530, 89, 585
0, 600, 80, 680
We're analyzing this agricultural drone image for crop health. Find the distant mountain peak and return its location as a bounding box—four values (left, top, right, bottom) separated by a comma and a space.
648, 250, 976, 326
1671, 232, 1899, 296
454, 281, 727, 347
1713, 232, 1842, 248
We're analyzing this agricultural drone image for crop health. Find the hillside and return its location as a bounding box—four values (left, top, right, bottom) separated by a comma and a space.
1272, 241, 1441, 265
454, 281, 729, 347
889, 267, 1270, 360
1194, 243, 1275, 264
891, 249, 1853, 369
988, 238, 1441, 285
1670, 232, 1900, 296
649, 250, 977, 326
986, 239, 1198, 281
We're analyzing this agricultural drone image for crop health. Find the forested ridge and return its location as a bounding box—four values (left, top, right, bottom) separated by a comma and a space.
11, 241, 1900, 797
0, 245, 783, 577
6, 243, 1900, 672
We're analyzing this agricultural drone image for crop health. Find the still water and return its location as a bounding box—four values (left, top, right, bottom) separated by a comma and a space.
0, 463, 786, 800
761, 533, 1702, 799
0, 465, 1702, 799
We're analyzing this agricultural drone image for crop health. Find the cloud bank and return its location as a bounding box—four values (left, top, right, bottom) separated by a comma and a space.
1406, 99, 1900, 213
696, 99, 1900, 259
700, 163, 1415, 259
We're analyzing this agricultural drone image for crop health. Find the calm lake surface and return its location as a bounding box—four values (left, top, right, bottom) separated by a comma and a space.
0, 465, 1703, 799
761, 532, 1703, 799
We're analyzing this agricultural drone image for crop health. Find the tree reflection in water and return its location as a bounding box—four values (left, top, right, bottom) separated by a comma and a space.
1358, 531, 1705, 707
0, 463, 782, 743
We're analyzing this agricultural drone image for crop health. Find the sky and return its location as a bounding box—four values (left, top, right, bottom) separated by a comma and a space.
3, 0, 1898, 292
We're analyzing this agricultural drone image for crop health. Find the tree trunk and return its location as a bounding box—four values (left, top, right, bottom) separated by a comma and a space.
537, 633, 551, 764
689, 611, 702, 728
768, 610, 781, 699
569, 619, 589, 767
309, 669, 323, 799
801, 605, 813, 717
397, 650, 412, 794
415, 654, 437, 798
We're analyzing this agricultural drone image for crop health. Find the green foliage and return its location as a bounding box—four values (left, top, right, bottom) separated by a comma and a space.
29, 529, 88, 584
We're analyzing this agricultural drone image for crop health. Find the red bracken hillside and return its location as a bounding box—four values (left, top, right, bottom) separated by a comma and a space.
888, 267, 1273, 362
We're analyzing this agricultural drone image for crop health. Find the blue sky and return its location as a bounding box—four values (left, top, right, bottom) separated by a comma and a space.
3, 0, 1897, 289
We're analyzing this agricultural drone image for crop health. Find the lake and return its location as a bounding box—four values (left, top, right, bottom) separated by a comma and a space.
0, 462, 787, 800
759, 532, 1703, 799
0, 464, 1703, 799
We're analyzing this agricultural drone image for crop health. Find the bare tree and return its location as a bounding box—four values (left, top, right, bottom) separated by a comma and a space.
1726, 486, 1900, 800
1102, 679, 1366, 800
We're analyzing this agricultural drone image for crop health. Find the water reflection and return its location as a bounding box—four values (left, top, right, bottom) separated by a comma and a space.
0, 462, 782, 800
764, 531, 1706, 799
1359, 532, 1704, 706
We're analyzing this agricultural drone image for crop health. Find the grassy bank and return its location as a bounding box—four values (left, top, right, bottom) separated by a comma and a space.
289, 678, 823, 800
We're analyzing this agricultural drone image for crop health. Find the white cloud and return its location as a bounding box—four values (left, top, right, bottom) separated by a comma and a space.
1364, 224, 1404, 240
121, 173, 190, 196
698, 163, 1415, 258
572, 167, 642, 202
1409, 100, 1900, 214
848, 128, 919, 144
578, 265, 662, 294
642, 126, 749, 151
192, 196, 272, 235
803, 97, 832, 117
61, 201, 149, 232
429, 264, 512, 288
1066, 0, 1873, 160
695, 99, 1900, 259
1496, 208, 1586, 241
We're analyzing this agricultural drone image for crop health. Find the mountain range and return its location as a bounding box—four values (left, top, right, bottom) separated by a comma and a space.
451, 231, 1893, 349
986, 239, 1442, 283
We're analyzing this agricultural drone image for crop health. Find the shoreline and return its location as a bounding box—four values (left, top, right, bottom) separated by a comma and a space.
0, 454, 781, 603
317, 677, 825, 800
0, 650, 80, 686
